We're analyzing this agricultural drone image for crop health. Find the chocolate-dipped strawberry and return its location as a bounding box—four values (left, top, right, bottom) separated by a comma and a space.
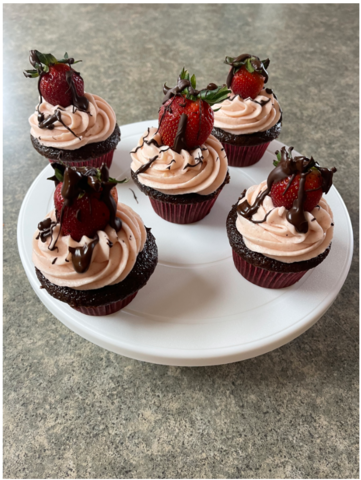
159, 68, 230, 152
237, 146, 337, 234
25, 50, 120, 169
24, 50, 88, 111
224, 54, 270, 99
45, 163, 125, 251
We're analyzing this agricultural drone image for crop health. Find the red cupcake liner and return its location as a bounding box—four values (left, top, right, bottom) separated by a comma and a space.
48, 150, 115, 169
223, 142, 270, 167
72, 291, 138, 316
149, 193, 220, 224
232, 250, 308, 289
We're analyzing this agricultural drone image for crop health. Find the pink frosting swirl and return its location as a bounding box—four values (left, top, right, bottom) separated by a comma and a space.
236, 181, 334, 263
130, 128, 228, 195
29, 93, 116, 150
213, 89, 281, 135
32, 203, 146, 290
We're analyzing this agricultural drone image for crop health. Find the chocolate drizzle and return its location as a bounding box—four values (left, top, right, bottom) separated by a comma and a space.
253, 98, 271, 107
135, 155, 159, 175
163, 78, 193, 104
68, 235, 99, 273
286, 173, 308, 234
129, 188, 139, 203
173, 114, 188, 153
237, 188, 269, 221
36, 218, 57, 243
98, 164, 122, 232
65, 70, 89, 111
184, 151, 203, 170
167, 159, 176, 170
38, 109, 81, 140
237, 146, 337, 233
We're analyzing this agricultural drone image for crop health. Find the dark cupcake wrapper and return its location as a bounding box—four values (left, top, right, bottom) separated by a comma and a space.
149, 190, 221, 224
72, 291, 138, 316
223, 142, 270, 167
232, 249, 308, 289
48, 150, 115, 169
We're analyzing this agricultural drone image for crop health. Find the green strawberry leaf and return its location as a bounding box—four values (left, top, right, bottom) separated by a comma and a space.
64, 52, 69, 59
54, 167, 64, 183
23, 69, 39, 78
47, 167, 64, 183
199, 84, 231, 106
224, 56, 235, 65
35, 51, 59, 66
109, 177, 128, 184
244, 58, 255, 73
190, 74, 196, 89
78, 191, 86, 199
180, 67, 190, 81
273, 151, 281, 166
262, 58, 270, 69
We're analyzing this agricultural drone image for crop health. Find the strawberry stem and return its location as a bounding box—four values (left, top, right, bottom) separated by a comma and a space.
162, 68, 231, 106
23, 50, 82, 78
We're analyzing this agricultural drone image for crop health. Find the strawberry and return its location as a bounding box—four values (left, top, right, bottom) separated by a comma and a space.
159, 68, 230, 151
39, 63, 84, 108
24, 50, 88, 110
48, 163, 126, 242
268, 147, 336, 215
159, 96, 214, 150
270, 169, 323, 212
54, 182, 112, 241
224, 54, 270, 99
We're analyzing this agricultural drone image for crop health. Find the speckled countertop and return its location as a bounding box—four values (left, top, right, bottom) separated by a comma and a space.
3, 4, 359, 479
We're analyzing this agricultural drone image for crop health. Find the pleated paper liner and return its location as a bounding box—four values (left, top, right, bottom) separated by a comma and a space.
48, 150, 115, 169
73, 291, 138, 316
149, 193, 220, 224
232, 250, 308, 289
223, 142, 270, 167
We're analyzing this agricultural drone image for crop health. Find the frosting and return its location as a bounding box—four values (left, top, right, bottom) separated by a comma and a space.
33, 203, 146, 290
29, 93, 116, 150
236, 181, 334, 263
130, 128, 228, 195
212, 89, 281, 135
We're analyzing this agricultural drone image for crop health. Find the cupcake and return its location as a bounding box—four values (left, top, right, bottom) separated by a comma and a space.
227, 146, 336, 288
130, 68, 231, 224
33, 163, 157, 315
212, 54, 282, 167
24, 50, 120, 169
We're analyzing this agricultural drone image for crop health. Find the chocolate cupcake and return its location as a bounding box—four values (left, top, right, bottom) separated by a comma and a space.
227, 147, 336, 288
130, 69, 231, 224
32, 163, 157, 315
24, 50, 120, 169
212, 54, 282, 167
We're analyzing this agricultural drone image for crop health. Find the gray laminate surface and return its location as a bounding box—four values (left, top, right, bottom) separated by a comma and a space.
3, 4, 359, 479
